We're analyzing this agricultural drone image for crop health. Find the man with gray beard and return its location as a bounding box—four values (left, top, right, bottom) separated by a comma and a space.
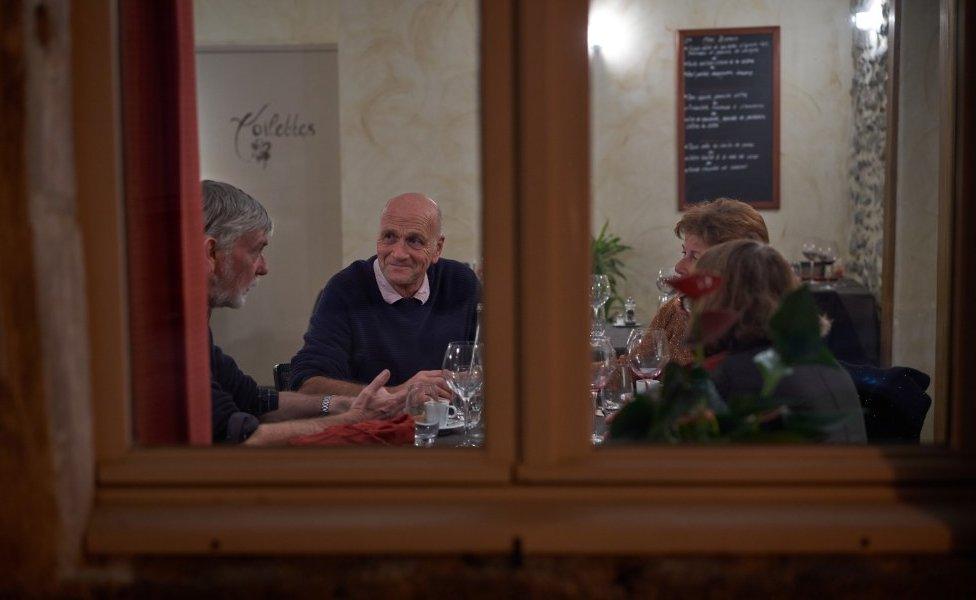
203, 180, 404, 444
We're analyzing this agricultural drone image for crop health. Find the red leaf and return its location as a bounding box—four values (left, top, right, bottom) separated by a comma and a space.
666, 272, 722, 299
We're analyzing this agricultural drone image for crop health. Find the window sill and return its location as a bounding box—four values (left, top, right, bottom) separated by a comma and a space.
517, 445, 976, 485
97, 447, 513, 486
87, 484, 976, 555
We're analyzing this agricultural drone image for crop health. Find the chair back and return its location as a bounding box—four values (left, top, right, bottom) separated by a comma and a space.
273, 362, 292, 392
842, 362, 932, 443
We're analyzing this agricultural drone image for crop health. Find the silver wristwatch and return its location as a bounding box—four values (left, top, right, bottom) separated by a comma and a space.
321, 394, 333, 415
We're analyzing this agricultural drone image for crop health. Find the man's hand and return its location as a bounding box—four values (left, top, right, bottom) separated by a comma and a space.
390, 369, 453, 400
344, 369, 407, 423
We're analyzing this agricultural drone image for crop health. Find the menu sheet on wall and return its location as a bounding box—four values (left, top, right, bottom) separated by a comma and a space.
677, 27, 780, 210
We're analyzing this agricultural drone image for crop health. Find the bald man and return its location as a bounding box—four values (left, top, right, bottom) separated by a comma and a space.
289, 193, 480, 398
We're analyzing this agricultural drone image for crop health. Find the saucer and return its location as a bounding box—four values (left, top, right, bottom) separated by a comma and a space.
438, 416, 464, 435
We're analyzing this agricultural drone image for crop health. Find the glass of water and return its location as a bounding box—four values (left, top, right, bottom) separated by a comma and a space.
406, 383, 440, 447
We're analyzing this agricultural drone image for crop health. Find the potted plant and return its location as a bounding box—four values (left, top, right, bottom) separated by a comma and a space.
591, 220, 632, 318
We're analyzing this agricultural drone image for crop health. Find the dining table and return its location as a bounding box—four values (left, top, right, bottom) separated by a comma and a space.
601, 278, 880, 367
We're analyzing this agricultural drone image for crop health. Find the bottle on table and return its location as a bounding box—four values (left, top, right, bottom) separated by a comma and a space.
624, 296, 637, 326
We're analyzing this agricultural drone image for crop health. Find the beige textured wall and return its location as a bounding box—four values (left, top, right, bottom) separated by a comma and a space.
590, 0, 853, 314
336, 0, 480, 265
195, 0, 481, 269
892, 0, 939, 442
194, 0, 339, 45
195, 0, 480, 383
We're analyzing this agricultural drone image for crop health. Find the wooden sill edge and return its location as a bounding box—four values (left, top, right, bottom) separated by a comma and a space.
95, 446, 976, 486
87, 485, 976, 555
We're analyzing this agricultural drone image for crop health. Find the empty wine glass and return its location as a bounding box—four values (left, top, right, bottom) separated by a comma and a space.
442, 341, 484, 448
590, 274, 611, 334
627, 328, 669, 385
589, 334, 615, 445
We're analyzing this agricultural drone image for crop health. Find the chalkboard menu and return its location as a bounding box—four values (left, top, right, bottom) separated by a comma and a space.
677, 27, 780, 210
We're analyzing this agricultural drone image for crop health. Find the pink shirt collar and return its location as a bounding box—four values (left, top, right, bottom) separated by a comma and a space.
373, 258, 430, 305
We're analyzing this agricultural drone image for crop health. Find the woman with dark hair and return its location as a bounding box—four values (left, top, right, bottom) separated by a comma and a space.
649, 198, 770, 364
694, 240, 867, 444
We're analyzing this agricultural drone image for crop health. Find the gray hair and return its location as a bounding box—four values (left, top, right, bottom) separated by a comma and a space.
202, 180, 272, 250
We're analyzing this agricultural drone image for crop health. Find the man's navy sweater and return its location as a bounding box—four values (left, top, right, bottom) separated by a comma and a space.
289, 257, 479, 390
210, 328, 278, 444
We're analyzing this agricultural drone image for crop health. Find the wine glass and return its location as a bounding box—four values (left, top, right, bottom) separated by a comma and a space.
655, 268, 677, 306
589, 334, 615, 445
627, 328, 669, 385
817, 243, 838, 289
442, 341, 484, 448
801, 239, 820, 262
466, 390, 484, 442
590, 274, 611, 334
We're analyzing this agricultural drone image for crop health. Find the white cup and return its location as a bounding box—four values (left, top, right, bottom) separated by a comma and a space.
428, 400, 458, 428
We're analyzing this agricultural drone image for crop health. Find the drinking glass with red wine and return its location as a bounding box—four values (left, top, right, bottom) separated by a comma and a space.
626, 328, 669, 385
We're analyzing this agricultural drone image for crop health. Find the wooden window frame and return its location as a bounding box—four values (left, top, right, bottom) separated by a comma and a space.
80, 0, 976, 555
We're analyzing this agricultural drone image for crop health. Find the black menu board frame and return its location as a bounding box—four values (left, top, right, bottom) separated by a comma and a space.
677, 26, 780, 211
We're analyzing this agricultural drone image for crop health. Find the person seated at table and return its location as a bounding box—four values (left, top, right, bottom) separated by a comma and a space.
648, 198, 769, 364
289, 192, 480, 398
203, 180, 405, 445
694, 239, 867, 443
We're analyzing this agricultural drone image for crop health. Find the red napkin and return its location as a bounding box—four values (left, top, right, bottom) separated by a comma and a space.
701, 351, 728, 373
289, 414, 415, 447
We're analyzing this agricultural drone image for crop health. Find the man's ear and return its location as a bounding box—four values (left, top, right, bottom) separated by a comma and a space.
431, 235, 445, 263
204, 236, 219, 274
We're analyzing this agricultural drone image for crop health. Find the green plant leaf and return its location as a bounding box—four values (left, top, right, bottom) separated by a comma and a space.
753, 348, 794, 399
608, 395, 655, 441
768, 285, 838, 367
591, 220, 632, 314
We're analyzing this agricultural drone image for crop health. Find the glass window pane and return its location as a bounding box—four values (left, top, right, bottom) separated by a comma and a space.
588, 0, 942, 446
134, 0, 484, 447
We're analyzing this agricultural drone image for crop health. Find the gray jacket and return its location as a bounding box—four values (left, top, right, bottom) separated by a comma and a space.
710, 346, 868, 444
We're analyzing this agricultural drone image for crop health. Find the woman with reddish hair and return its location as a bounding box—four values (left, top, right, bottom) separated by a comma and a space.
649, 198, 770, 364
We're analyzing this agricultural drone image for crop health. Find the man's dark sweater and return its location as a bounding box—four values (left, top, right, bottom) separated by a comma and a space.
289, 257, 479, 390
210, 329, 278, 443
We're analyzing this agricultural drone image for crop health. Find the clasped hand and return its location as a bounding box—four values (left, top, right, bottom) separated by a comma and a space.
346, 369, 408, 421
388, 369, 453, 400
